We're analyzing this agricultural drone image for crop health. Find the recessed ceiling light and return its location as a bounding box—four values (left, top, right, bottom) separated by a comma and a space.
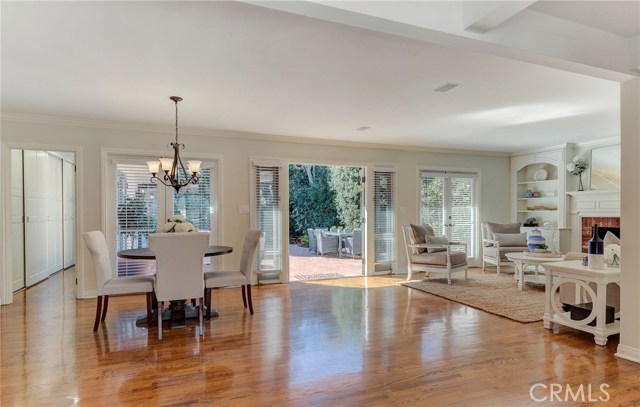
434, 83, 460, 93
356, 126, 371, 131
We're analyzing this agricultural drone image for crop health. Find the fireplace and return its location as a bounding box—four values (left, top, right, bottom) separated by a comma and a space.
580, 217, 620, 253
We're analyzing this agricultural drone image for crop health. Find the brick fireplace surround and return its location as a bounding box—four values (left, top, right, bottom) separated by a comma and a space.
580, 216, 620, 252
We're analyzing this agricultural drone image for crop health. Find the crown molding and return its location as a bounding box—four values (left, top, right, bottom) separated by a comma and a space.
0, 111, 510, 157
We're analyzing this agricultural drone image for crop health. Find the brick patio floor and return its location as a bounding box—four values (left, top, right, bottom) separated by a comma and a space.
288, 244, 363, 281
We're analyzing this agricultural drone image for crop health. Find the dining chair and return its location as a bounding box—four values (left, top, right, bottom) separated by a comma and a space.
82, 230, 155, 332
204, 229, 262, 318
149, 232, 210, 340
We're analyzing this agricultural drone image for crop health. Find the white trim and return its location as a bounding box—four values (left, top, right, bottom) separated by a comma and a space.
616, 344, 640, 364
251, 158, 283, 167
101, 147, 224, 269
0, 112, 510, 158
1, 142, 84, 303
373, 166, 397, 173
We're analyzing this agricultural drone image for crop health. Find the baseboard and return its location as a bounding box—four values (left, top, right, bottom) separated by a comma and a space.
615, 344, 640, 364
81, 289, 97, 299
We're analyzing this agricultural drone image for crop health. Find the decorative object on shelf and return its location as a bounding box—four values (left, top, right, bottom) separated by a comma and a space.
533, 168, 548, 181
156, 214, 198, 233
527, 228, 547, 252
146, 96, 202, 193
604, 244, 620, 267
587, 224, 604, 270
532, 191, 541, 198
566, 155, 588, 192
523, 217, 537, 227
523, 189, 534, 198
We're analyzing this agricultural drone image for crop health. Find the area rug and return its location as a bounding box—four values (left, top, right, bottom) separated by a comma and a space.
293, 273, 345, 281
401, 274, 545, 323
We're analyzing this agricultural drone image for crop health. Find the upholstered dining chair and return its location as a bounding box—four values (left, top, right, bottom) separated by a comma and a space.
82, 230, 155, 332
149, 232, 210, 340
204, 229, 262, 318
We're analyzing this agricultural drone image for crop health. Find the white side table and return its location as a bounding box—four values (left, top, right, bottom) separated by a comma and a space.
505, 252, 565, 290
543, 260, 621, 346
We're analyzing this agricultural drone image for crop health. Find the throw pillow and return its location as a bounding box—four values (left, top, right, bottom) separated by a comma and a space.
410, 224, 435, 254
604, 231, 620, 247
425, 235, 449, 253
493, 232, 527, 247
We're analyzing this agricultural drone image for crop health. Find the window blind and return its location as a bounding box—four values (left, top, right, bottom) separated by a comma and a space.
115, 162, 159, 277
450, 174, 476, 252
255, 165, 282, 271
173, 167, 213, 233
420, 173, 445, 235
374, 170, 395, 268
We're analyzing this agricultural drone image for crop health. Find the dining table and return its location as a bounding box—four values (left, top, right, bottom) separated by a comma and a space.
117, 245, 233, 328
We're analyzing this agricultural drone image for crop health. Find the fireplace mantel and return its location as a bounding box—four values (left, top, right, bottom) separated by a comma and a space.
566, 190, 620, 216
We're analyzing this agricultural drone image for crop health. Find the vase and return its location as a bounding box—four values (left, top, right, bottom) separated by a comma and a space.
587, 224, 604, 270
527, 228, 546, 252
578, 173, 584, 191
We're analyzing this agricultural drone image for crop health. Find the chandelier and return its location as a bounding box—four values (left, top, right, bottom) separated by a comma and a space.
146, 96, 201, 193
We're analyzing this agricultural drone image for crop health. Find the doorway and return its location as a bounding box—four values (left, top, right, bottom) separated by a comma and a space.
11, 149, 76, 291
288, 164, 364, 281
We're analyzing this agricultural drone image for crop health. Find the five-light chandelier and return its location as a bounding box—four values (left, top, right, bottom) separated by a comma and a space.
146, 96, 201, 193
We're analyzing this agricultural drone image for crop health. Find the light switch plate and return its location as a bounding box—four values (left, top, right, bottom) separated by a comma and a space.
239, 205, 250, 214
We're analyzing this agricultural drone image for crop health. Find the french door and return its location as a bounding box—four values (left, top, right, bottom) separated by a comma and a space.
419, 171, 477, 256
110, 157, 217, 275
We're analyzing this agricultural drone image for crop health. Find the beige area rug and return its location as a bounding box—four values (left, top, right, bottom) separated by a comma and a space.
401, 273, 545, 323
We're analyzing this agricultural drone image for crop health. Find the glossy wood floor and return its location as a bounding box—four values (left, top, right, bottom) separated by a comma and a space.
2, 268, 638, 406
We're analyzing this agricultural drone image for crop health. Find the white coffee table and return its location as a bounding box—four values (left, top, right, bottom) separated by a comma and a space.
505, 252, 565, 290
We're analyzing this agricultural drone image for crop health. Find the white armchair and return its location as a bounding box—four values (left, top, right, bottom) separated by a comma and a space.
481, 221, 528, 274
402, 224, 468, 284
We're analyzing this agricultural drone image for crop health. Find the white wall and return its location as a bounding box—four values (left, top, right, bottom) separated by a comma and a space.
0, 116, 511, 301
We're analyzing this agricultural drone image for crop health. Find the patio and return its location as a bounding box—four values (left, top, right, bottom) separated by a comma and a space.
288, 244, 362, 281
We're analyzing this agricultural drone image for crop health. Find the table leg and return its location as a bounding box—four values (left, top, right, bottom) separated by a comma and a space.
594, 281, 608, 346
515, 261, 524, 290
543, 270, 553, 329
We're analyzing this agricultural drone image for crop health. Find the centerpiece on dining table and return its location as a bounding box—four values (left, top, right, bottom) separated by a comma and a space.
156, 214, 198, 233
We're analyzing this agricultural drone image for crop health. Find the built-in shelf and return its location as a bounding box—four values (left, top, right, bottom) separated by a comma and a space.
517, 180, 558, 185
517, 197, 557, 201
517, 210, 557, 213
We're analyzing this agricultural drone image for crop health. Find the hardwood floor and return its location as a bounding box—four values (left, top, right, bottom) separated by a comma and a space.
1, 268, 638, 406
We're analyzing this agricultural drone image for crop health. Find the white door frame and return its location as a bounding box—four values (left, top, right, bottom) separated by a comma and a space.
1, 142, 83, 305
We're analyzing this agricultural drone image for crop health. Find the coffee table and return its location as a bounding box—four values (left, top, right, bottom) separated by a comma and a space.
505, 251, 565, 290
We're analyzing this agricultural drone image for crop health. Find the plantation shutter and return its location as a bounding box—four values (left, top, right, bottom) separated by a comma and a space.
374, 169, 395, 270
254, 163, 282, 271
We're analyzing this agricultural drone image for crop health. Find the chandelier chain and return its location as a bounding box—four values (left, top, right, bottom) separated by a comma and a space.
175, 98, 179, 145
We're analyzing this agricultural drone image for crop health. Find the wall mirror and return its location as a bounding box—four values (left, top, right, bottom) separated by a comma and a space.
590, 144, 621, 190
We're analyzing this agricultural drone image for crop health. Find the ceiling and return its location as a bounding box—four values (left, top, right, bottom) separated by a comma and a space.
1, 1, 636, 153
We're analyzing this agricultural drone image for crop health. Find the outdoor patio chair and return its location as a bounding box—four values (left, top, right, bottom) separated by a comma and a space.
315, 230, 339, 256
344, 228, 362, 258
307, 228, 318, 254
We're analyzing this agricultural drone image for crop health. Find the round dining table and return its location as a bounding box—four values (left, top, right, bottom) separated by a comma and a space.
117, 245, 233, 327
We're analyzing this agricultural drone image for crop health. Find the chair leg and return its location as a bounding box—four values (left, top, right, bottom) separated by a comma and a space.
246, 284, 254, 315
407, 267, 412, 281
100, 295, 109, 322
198, 298, 204, 336
146, 293, 153, 327
241, 285, 247, 308
205, 288, 211, 320
93, 296, 103, 332
497, 261, 501, 275
465, 265, 468, 280
157, 301, 163, 340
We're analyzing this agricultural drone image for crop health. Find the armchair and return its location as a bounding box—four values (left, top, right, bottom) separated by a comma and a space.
315, 230, 339, 256
481, 222, 528, 275
402, 225, 468, 284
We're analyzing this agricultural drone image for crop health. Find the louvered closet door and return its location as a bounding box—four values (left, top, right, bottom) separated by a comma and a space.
420, 171, 477, 256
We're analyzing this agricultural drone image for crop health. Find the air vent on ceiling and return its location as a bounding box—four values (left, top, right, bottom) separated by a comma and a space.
356, 126, 371, 131
434, 83, 460, 93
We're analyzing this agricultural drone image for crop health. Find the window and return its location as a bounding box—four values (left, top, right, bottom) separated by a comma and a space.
254, 163, 282, 272
374, 169, 395, 271
111, 156, 218, 276
420, 171, 477, 256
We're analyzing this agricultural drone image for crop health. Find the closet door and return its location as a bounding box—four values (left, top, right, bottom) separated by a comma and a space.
24, 150, 49, 286
63, 160, 76, 268
47, 154, 63, 273
11, 150, 25, 291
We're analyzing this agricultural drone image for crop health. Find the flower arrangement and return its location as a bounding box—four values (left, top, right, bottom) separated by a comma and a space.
156, 214, 198, 233
566, 155, 588, 175
566, 155, 589, 191
604, 244, 620, 267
